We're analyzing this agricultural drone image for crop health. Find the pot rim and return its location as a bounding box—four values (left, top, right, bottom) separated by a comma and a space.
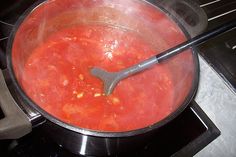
6, 0, 199, 138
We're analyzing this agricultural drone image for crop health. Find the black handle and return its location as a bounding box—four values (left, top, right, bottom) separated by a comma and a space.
156, 20, 236, 62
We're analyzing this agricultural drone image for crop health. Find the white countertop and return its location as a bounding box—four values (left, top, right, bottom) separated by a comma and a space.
194, 56, 236, 157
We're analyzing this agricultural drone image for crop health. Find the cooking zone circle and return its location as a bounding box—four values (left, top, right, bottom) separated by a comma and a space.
8, 0, 197, 135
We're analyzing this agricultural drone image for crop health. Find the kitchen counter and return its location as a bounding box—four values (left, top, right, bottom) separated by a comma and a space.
194, 56, 236, 157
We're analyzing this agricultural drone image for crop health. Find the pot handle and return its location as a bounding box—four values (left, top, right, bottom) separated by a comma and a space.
0, 69, 32, 139
158, 0, 208, 37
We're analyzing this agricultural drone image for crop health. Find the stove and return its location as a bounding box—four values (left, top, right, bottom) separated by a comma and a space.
197, 0, 236, 93
1, 0, 232, 156
0, 101, 220, 157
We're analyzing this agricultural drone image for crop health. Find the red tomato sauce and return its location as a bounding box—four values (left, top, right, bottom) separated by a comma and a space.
21, 24, 177, 132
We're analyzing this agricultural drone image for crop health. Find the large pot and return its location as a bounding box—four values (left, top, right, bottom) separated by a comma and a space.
0, 0, 207, 156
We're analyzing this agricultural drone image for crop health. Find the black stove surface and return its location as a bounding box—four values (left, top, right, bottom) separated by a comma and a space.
198, 0, 236, 93
0, 0, 222, 157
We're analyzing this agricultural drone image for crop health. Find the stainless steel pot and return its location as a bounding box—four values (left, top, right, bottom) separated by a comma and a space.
0, 0, 207, 156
